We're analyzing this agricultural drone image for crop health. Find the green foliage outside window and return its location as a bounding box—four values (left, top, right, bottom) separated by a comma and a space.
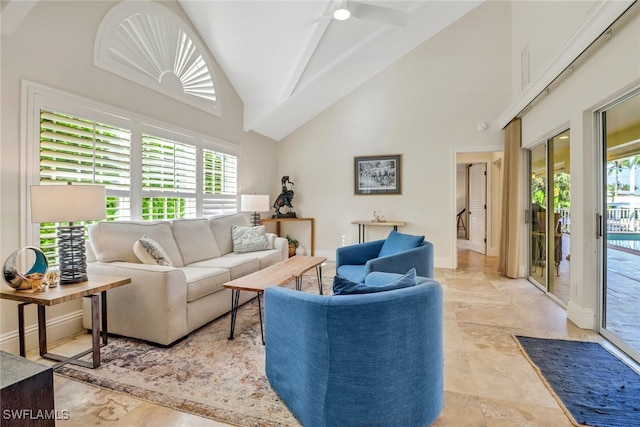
531, 172, 571, 210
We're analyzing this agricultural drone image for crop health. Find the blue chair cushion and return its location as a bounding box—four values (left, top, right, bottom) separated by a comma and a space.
333, 268, 416, 295
378, 230, 424, 257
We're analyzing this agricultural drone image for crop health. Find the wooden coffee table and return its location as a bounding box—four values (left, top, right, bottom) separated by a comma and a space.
0, 275, 131, 368
223, 255, 326, 344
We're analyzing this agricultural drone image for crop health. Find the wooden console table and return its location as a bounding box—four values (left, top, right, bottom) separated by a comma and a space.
351, 220, 406, 243
0, 275, 131, 369
261, 217, 315, 255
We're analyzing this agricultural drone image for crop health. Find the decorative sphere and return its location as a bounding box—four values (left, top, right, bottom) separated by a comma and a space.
3, 246, 49, 290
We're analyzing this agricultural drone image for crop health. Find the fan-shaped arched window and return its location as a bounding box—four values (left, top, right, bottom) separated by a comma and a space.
95, 1, 220, 116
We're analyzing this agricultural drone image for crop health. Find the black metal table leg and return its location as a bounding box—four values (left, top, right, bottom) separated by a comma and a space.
258, 293, 264, 345
316, 265, 323, 295
89, 294, 100, 368
228, 289, 240, 340
38, 305, 47, 357
101, 290, 108, 346
18, 303, 30, 357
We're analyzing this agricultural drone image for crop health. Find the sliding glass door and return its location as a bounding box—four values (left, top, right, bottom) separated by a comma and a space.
528, 130, 571, 304
599, 89, 640, 363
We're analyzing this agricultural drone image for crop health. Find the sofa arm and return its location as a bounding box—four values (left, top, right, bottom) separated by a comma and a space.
271, 235, 289, 259
365, 242, 434, 279
83, 262, 189, 345
336, 239, 384, 268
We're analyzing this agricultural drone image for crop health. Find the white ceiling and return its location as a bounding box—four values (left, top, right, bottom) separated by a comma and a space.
179, 0, 484, 141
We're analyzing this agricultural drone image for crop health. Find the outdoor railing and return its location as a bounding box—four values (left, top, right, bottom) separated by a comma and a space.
607, 207, 640, 232
554, 207, 640, 234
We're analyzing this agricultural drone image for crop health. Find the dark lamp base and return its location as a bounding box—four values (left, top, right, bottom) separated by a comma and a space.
57, 224, 88, 285
250, 212, 261, 227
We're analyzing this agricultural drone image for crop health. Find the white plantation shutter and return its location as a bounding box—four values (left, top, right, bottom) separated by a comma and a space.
39, 109, 132, 265
40, 111, 131, 190
141, 134, 197, 219
203, 148, 238, 216
33, 93, 240, 262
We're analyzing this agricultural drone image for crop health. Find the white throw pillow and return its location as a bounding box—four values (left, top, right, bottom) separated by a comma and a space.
133, 235, 173, 266
232, 225, 269, 254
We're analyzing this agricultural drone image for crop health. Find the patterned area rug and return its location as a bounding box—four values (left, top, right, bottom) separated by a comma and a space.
55, 275, 331, 426
514, 336, 640, 427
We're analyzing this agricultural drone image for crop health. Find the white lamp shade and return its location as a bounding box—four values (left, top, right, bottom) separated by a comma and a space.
240, 194, 270, 212
30, 184, 107, 223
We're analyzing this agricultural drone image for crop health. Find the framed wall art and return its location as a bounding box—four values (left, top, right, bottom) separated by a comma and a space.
354, 154, 401, 195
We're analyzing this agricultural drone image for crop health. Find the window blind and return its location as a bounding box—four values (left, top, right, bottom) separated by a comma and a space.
141, 134, 198, 219
203, 148, 238, 216
39, 109, 132, 264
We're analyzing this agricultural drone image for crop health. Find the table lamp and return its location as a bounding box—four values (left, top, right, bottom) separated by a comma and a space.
240, 194, 270, 226
30, 183, 106, 284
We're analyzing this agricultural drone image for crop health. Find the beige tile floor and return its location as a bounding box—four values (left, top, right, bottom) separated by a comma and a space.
28, 249, 639, 426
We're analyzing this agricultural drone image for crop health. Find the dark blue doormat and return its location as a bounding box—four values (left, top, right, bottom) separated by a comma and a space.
514, 336, 640, 427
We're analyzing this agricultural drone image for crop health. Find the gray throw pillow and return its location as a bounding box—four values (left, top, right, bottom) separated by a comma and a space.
232, 225, 270, 254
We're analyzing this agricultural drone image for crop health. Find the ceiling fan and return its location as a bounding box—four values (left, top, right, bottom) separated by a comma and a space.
331, 0, 409, 27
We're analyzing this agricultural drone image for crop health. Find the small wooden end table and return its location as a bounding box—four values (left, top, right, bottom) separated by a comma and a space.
0, 275, 131, 368
260, 217, 315, 255
223, 255, 326, 344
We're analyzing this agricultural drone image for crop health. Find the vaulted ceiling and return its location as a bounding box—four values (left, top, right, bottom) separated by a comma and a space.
178, 0, 484, 141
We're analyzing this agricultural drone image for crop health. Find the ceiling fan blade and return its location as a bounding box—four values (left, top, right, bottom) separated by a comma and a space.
348, 1, 409, 26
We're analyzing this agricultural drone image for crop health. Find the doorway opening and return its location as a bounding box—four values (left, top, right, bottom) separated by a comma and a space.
455, 151, 503, 267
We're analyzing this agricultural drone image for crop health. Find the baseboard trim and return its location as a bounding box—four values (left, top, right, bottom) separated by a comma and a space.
567, 300, 595, 330
0, 309, 84, 354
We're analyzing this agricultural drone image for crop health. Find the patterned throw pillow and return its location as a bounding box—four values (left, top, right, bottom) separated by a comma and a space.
232, 225, 270, 254
133, 235, 173, 266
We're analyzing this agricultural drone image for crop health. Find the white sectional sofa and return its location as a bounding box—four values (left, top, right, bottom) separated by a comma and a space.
82, 213, 288, 345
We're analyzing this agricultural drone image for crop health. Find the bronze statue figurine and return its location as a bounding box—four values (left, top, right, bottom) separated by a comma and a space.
272, 176, 296, 218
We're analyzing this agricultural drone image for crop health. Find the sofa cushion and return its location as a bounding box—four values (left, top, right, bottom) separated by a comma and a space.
187, 254, 260, 280
255, 249, 283, 269
232, 225, 270, 253
88, 221, 184, 267
172, 218, 221, 264
332, 268, 417, 295
179, 266, 230, 302
378, 230, 424, 258
209, 213, 250, 255
133, 235, 173, 266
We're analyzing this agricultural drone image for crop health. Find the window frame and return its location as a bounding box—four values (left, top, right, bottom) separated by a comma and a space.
22, 81, 240, 250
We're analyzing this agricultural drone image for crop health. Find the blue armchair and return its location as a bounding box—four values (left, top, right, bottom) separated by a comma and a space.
336, 230, 434, 282
264, 273, 443, 427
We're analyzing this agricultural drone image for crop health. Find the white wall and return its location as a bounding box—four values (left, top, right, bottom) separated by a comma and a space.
513, 3, 640, 328
0, 0, 279, 353
510, 1, 598, 99
278, 1, 511, 268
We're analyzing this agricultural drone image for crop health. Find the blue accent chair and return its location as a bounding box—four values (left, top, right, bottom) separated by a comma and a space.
264, 273, 444, 427
336, 231, 434, 283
